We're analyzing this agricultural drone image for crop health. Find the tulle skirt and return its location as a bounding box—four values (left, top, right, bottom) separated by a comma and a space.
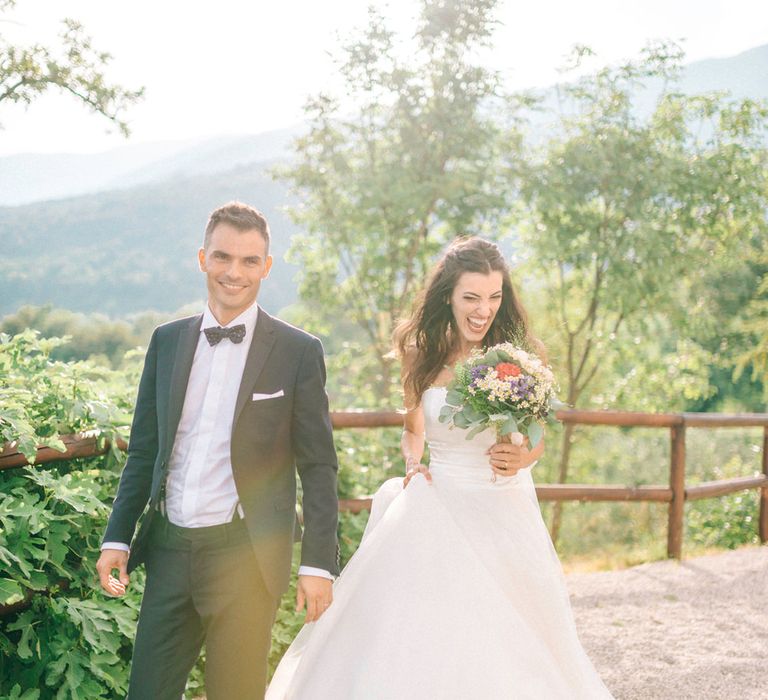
266, 470, 613, 699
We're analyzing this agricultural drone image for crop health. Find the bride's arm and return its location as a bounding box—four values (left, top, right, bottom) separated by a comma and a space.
399, 348, 431, 487
402, 405, 431, 487
402, 404, 425, 466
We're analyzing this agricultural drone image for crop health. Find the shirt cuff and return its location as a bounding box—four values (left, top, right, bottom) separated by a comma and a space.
298, 565, 334, 580
101, 542, 130, 553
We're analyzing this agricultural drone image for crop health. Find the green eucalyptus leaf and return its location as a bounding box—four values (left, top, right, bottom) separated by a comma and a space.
445, 389, 464, 406
453, 412, 472, 429
465, 423, 488, 439
500, 415, 518, 436
463, 406, 485, 423
527, 421, 544, 448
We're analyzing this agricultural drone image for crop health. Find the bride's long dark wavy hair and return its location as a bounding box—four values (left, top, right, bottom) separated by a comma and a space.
395, 237, 544, 405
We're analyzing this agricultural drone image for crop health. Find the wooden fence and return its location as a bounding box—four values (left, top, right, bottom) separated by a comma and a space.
1, 409, 766, 560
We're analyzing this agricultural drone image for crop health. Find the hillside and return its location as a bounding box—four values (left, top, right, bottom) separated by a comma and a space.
0, 162, 301, 316
0, 127, 302, 207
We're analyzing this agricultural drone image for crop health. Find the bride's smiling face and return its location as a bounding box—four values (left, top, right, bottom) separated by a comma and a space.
449, 271, 504, 350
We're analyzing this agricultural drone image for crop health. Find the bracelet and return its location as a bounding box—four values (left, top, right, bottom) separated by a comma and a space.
405, 456, 420, 470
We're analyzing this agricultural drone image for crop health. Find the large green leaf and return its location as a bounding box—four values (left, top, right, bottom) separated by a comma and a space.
15, 622, 35, 661
0, 577, 24, 606
6, 684, 40, 700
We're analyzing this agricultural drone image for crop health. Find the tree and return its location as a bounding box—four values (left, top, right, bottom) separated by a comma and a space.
734, 244, 768, 396
673, 229, 766, 412
513, 42, 768, 542
279, 0, 516, 403
0, 305, 170, 367
0, 0, 143, 135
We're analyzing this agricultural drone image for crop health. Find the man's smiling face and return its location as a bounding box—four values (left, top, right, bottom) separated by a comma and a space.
198, 222, 272, 325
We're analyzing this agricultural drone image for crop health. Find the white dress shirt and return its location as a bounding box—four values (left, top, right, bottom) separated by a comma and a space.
164, 303, 257, 527
103, 302, 331, 579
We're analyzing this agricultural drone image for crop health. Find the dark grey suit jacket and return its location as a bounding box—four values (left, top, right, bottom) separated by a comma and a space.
102, 307, 339, 596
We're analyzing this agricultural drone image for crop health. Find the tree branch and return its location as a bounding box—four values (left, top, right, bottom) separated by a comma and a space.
557, 261, 573, 337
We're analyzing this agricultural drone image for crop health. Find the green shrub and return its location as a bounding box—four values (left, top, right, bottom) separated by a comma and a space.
687, 491, 761, 549
0, 332, 144, 698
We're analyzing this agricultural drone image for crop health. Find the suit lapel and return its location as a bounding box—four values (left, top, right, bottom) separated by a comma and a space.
233, 306, 277, 431
166, 314, 202, 454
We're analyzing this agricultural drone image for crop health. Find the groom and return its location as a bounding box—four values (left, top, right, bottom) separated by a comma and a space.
96, 201, 339, 698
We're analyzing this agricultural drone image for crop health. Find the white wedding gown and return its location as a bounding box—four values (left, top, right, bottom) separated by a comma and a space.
266, 387, 613, 699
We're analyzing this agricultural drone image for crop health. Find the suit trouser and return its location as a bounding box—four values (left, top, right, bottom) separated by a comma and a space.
127, 515, 279, 700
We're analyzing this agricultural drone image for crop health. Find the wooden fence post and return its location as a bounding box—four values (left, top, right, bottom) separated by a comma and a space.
760, 426, 768, 544
667, 424, 686, 559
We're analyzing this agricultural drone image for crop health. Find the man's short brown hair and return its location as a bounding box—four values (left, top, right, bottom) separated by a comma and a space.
203, 201, 270, 252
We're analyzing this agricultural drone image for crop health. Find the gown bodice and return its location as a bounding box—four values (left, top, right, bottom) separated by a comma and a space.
422, 386, 523, 488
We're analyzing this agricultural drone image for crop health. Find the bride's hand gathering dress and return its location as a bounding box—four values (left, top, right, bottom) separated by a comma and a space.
267, 387, 614, 699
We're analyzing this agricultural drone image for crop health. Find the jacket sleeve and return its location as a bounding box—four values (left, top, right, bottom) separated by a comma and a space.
102, 329, 160, 545
291, 337, 340, 575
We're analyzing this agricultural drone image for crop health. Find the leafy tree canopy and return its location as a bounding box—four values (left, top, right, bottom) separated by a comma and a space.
280, 0, 513, 401
0, 0, 143, 135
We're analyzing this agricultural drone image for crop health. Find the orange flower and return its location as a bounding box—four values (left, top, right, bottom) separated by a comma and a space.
496, 362, 521, 379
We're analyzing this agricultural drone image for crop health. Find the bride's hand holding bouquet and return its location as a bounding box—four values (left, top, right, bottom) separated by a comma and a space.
439, 342, 562, 479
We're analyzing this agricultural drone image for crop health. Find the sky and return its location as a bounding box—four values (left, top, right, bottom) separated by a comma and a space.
1, 0, 766, 156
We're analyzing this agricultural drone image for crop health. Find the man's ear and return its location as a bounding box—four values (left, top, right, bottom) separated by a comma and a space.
198, 247, 206, 272
263, 255, 273, 278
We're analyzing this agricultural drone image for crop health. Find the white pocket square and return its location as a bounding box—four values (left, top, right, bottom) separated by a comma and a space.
252, 389, 285, 401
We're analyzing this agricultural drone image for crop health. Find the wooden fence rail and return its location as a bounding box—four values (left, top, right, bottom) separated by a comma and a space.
2, 409, 767, 560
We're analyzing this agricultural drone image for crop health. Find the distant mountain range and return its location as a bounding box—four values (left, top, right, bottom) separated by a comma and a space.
680, 43, 768, 100
1, 43, 766, 318
0, 162, 302, 316
4, 45, 767, 208
0, 126, 302, 208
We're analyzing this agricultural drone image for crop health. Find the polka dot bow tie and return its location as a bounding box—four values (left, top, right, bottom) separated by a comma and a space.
203, 324, 246, 346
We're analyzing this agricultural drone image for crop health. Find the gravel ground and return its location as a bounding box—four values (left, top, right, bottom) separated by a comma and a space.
568, 546, 768, 700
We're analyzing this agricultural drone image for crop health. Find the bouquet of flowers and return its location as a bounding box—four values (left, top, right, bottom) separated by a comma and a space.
438, 342, 562, 448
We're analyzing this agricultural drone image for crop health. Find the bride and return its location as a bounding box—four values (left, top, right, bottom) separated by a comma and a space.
266, 237, 613, 699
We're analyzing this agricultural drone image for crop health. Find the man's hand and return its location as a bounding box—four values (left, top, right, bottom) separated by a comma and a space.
296, 575, 333, 623
96, 549, 130, 597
